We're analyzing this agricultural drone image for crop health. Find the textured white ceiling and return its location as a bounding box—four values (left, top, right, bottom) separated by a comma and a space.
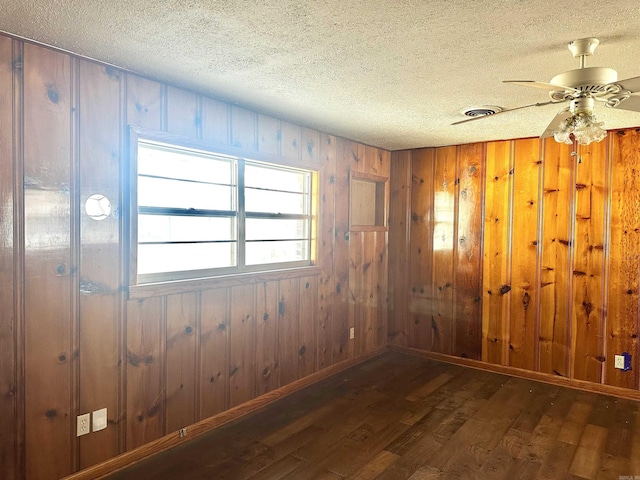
2, 1, 640, 150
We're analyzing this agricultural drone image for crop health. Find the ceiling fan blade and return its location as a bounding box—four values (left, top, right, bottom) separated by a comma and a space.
541, 108, 572, 138
612, 95, 640, 112
451, 101, 562, 126
613, 76, 640, 93
503, 80, 578, 92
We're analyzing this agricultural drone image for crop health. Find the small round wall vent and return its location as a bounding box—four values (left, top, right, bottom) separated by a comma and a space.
460, 105, 503, 117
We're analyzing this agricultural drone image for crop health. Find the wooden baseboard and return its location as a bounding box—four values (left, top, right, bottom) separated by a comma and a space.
63, 347, 386, 480
390, 345, 640, 402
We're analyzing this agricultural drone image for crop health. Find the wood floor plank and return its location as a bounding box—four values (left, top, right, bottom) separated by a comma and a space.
350, 450, 399, 480
107, 352, 640, 480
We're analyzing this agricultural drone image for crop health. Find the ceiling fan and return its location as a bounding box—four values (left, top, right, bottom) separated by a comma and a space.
453, 37, 640, 145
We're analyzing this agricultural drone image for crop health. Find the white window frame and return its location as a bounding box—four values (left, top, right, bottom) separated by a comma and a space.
128, 128, 316, 286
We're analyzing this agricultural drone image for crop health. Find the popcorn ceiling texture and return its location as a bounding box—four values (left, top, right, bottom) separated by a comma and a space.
1, 1, 640, 149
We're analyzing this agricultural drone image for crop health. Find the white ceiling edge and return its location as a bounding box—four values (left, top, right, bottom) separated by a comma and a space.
1, 1, 640, 150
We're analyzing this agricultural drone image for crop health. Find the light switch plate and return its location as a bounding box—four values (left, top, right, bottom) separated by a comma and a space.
92, 408, 107, 432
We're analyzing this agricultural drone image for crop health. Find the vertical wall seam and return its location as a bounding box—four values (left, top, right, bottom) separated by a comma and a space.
160, 295, 167, 435
478, 142, 487, 361
194, 291, 202, 421
70, 55, 81, 473
533, 139, 545, 372
566, 144, 578, 378
451, 146, 460, 355
117, 72, 128, 454
12, 37, 26, 480
506, 140, 516, 366
601, 132, 613, 386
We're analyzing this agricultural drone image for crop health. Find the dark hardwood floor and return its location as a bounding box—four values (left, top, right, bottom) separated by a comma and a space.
109, 352, 640, 479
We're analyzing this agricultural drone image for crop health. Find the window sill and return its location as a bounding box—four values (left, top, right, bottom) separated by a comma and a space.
128, 266, 322, 299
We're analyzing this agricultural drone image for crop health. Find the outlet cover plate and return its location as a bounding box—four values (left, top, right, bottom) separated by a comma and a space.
92, 408, 107, 432
77, 413, 90, 437
614, 355, 625, 369
349, 327, 355, 340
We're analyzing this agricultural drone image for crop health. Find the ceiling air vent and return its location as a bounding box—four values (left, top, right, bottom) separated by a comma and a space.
460, 105, 503, 117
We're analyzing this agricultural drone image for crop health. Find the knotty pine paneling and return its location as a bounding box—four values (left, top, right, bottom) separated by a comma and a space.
608, 129, 640, 390
317, 134, 337, 368
1, 33, 390, 480
0, 35, 19, 480
229, 284, 257, 407
408, 149, 434, 350
454, 143, 484, 359
77, 59, 122, 469
388, 151, 411, 346
509, 138, 540, 371
431, 146, 458, 355
165, 293, 198, 433
23, 44, 74, 480
389, 129, 640, 401
199, 288, 229, 418
482, 141, 512, 365
332, 138, 352, 364
255, 281, 279, 395
571, 140, 607, 383
539, 138, 573, 376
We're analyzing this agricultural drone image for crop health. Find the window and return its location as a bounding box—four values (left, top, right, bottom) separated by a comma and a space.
131, 132, 315, 284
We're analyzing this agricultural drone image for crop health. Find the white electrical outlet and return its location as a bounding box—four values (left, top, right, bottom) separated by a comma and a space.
614, 355, 625, 369
92, 408, 107, 432
349, 327, 355, 340
179, 427, 187, 438
77, 413, 90, 437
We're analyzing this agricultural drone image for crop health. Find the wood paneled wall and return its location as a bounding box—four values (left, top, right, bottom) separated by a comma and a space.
0, 34, 389, 480
389, 132, 640, 391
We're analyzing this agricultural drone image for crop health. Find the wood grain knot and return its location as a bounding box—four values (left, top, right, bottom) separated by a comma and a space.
263, 312, 269, 321
230, 366, 239, 377
58, 353, 67, 362
105, 66, 120, 80
147, 402, 160, 418
299, 346, 306, 356
46, 85, 59, 104
499, 285, 511, 295
329, 175, 335, 184
145, 355, 154, 365
218, 323, 226, 331
305, 282, 310, 289
344, 233, 349, 241
352, 152, 359, 163
292, 139, 297, 148
45, 409, 57, 419
523, 292, 531, 310
278, 301, 286, 316
262, 367, 271, 377
307, 142, 313, 156
336, 284, 341, 294
185, 326, 193, 334
56, 263, 66, 276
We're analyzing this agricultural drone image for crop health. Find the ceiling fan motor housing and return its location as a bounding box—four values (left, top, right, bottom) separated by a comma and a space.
550, 67, 618, 98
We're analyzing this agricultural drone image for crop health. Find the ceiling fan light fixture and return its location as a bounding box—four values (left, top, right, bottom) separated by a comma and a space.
552, 111, 607, 146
